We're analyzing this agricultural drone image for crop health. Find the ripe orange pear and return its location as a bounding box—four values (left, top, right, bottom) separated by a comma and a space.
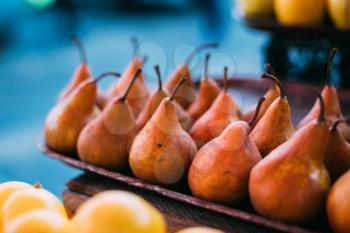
250, 73, 295, 157
165, 43, 218, 109
324, 118, 350, 181
77, 70, 141, 170
327, 170, 350, 233
190, 67, 240, 148
188, 98, 264, 205
241, 63, 280, 127
45, 72, 120, 154
137, 65, 193, 131
104, 37, 149, 117
297, 48, 350, 141
129, 78, 197, 186
187, 53, 220, 120
249, 91, 331, 223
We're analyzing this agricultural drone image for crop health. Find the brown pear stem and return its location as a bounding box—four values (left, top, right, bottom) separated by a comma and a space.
223, 66, 229, 93
34, 183, 43, 189
131, 36, 140, 58
154, 64, 162, 91
169, 77, 187, 101
70, 35, 87, 64
262, 73, 285, 99
204, 53, 211, 80
185, 42, 219, 65
93, 72, 121, 83
120, 69, 142, 102
326, 48, 337, 86
264, 63, 277, 76
331, 118, 350, 132
314, 90, 325, 123
249, 97, 266, 127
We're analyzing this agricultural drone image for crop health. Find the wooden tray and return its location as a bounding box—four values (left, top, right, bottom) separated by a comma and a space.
38, 78, 350, 233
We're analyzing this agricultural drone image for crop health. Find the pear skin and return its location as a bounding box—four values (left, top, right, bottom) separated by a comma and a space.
250, 73, 294, 157
187, 54, 220, 120
129, 78, 197, 186
137, 65, 193, 131
324, 119, 350, 181
105, 57, 149, 117
249, 92, 331, 223
189, 121, 262, 205
327, 170, 350, 233
45, 80, 97, 154
241, 64, 280, 127
190, 67, 240, 148
297, 48, 350, 141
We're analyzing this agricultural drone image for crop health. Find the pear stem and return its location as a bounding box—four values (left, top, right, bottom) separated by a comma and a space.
93, 72, 121, 83
314, 90, 325, 123
331, 118, 350, 132
326, 48, 337, 86
204, 53, 211, 81
120, 69, 142, 102
223, 66, 229, 93
154, 64, 162, 91
262, 73, 285, 99
264, 63, 277, 76
185, 42, 219, 65
131, 36, 140, 58
169, 77, 187, 101
249, 97, 266, 127
70, 35, 87, 64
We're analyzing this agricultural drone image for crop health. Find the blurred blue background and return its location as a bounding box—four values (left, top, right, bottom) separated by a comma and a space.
0, 0, 268, 196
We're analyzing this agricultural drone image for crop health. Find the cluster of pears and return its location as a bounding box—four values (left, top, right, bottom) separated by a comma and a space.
0, 180, 225, 233
45, 37, 350, 231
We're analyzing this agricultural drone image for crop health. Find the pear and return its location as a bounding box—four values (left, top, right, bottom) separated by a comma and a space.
45, 72, 120, 154
250, 73, 295, 157
297, 48, 350, 141
327, 170, 350, 233
165, 43, 218, 109
190, 67, 240, 148
129, 78, 197, 186
241, 63, 280, 127
188, 98, 265, 205
187, 54, 220, 120
324, 118, 350, 181
77, 70, 142, 170
249, 91, 331, 223
104, 37, 149, 117
137, 65, 193, 131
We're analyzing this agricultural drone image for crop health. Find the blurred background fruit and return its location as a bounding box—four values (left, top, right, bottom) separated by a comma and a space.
274, 0, 327, 26
328, 0, 350, 29
237, 0, 274, 17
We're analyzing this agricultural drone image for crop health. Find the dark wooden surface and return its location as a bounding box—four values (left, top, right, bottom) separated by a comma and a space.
40, 78, 350, 233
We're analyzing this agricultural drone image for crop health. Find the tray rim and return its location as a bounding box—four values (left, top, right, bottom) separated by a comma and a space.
37, 140, 321, 233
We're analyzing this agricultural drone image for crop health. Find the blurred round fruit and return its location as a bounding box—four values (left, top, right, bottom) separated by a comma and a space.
72, 190, 166, 233
4, 209, 73, 233
275, 0, 327, 26
328, 0, 350, 29
176, 226, 224, 233
237, 0, 274, 17
0, 182, 33, 231
1, 184, 67, 226
327, 170, 350, 233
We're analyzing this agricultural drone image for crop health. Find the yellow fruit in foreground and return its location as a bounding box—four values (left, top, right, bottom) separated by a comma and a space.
177, 227, 224, 233
275, 0, 327, 26
73, 191, 166, 233
0, 182, 33, 231
238, 0, 274, 17
328, 0, 350, 29
4, 209, 73, 233
2, 184, 67, 226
